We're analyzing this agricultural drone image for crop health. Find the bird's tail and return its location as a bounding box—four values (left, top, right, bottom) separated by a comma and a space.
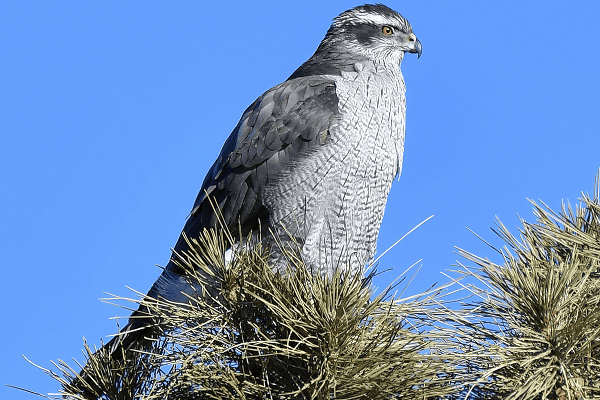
69, 258, 209, 392
66, 302, 159, 397
68, 238, 221, 396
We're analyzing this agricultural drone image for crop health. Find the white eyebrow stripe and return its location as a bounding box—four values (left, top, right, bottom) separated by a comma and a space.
352, 12, 400, 27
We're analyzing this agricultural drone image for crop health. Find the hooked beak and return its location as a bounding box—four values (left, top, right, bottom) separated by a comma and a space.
407, 33, 422, 59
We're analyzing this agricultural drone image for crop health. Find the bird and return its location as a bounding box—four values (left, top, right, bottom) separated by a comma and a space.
87, 2, 421, 378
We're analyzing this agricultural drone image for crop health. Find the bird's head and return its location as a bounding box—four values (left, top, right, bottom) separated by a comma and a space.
326, 4, 422, 64
289, 4, 421, 79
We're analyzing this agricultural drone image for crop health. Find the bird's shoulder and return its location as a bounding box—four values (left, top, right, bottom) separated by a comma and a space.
187, 75, 341, 230
230, 75, 340, 168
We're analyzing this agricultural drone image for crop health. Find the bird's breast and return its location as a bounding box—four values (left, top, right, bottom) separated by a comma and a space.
333, 63, 406, 179
264, 64, 407, 274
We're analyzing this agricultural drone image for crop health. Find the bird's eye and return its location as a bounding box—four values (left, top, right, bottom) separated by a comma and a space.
382, 26, 394, 36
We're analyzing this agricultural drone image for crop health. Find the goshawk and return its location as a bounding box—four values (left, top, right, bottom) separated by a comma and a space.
103, 2, 420, 361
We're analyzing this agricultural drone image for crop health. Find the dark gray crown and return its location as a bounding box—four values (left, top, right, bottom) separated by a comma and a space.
289, 4, 414, 80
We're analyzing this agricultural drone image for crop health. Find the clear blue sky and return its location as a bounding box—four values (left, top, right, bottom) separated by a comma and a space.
3, 1, 600, 397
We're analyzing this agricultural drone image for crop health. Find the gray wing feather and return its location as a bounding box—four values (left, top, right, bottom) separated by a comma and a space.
173, 76, 340, 257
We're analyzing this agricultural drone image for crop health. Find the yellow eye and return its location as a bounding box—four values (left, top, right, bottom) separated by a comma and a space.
382, 26, 394, 36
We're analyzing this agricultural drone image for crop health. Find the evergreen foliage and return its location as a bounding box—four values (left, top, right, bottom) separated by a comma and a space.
30, 228, 459, 399
453, 180, 600, 399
